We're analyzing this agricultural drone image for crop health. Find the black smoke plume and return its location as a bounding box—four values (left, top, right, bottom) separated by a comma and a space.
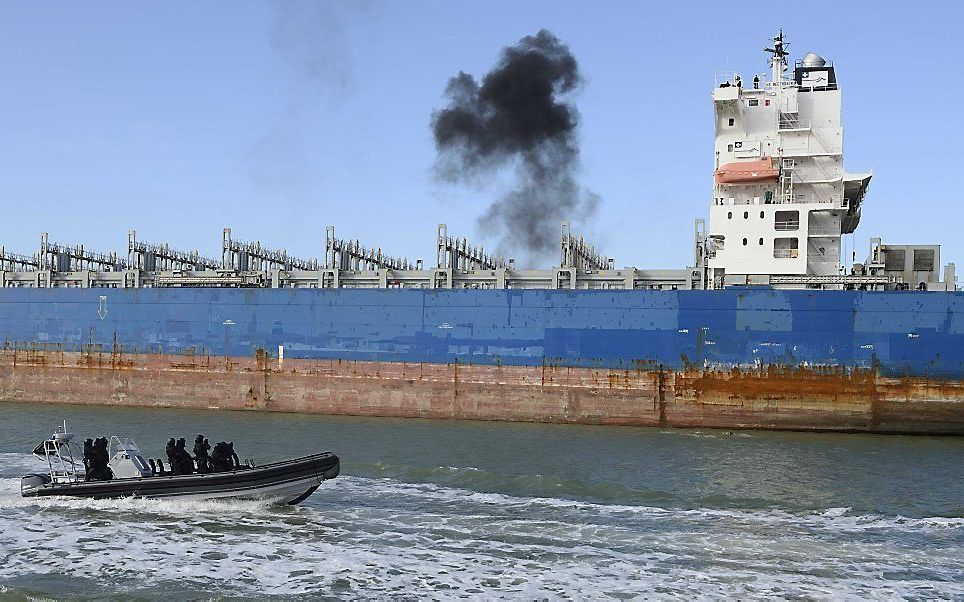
432, 30, 599, 264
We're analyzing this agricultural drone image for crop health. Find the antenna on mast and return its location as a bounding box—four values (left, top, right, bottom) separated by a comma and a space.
764, 29, 790, 84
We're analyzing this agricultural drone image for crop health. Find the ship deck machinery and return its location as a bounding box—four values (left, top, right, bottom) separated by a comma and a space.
0, 224, 702, 291
0, 33, 962, 436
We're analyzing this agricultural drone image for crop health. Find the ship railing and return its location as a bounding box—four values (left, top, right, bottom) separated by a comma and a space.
770, 274, 889, 286
779, 195, 835, 206
773, 249, 800, 259
778, 114, 806, 131
808, 228, 840, 237
781, 146, 843, 158
777, 193, 835, 205
774, 221, 800, 231
714, 71, 740, 88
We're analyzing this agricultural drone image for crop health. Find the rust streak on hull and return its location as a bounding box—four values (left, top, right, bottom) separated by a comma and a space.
0, 349, 962, 434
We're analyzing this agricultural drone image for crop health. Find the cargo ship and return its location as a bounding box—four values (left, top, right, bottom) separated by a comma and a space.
1, 33, 962, 434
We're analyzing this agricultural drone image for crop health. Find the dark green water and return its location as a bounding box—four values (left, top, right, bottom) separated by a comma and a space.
1, 402, 962, 598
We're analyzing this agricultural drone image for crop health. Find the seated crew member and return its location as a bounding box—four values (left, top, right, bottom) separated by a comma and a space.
165, 438, 178, 474
175, 438, 194, 474
210, 442, 225, 472
211, 442, 234, 472
82, 438, 95, 481
193, 435, 211, 473
87, 437, 114, 481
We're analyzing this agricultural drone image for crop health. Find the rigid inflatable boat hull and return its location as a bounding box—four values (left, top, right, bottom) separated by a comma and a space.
21, 452, 339, 505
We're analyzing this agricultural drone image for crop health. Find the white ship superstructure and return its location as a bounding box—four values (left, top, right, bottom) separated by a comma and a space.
706, 31, 875, 288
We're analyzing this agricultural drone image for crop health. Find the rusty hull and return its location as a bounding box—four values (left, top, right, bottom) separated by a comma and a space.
0, 347, 962, 434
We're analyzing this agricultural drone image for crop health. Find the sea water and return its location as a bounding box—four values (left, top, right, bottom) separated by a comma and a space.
0, 402, 962, 599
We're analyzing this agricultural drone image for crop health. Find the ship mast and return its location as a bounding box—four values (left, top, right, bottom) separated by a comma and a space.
764, 29, 789, 85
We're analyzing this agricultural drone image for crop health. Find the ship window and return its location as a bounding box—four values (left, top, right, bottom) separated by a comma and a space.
743, 238, 748, 246
773, 237, 799, 258
728, 118, 734, 126
727, 144, 733, 152
727, 211, 732, 219
759, 238, 764, 245
760, 211, 764, 218
774, 210, 799, 231
743, 211, 748, 219
748, 99, 759, 107
913, 249, 935, 272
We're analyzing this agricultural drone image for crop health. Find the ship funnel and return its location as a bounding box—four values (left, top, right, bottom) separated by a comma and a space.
801, 52, 827, 67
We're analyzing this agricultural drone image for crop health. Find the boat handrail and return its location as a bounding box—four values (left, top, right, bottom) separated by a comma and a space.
108, 435, 142, 457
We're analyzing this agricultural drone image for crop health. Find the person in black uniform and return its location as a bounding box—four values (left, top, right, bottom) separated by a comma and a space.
175, 438, 193, 474
211, 441, 236, 472
86, 437, 114, 481
193, 435, 211, 473
165, 438, 178, 474
227, 442, 240, 469
82, 438, 95, 481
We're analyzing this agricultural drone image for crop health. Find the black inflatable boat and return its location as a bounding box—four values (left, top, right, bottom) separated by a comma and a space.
20, 423, 339, 505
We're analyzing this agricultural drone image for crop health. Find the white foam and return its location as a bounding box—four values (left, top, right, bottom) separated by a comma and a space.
331, 476, 964, 534
0, 470, 960, 598
0, 452, 48, 476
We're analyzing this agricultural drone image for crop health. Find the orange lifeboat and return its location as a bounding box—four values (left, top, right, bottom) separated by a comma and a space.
714, 157, 779, 185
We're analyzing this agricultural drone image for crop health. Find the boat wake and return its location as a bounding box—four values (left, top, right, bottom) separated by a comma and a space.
1, 453, 962, 598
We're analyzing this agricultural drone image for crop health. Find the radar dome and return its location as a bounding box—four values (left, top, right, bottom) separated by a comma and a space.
801, 52, 827, 68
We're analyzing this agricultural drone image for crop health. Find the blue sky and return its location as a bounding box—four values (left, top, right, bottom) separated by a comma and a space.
1, 1, 961, 270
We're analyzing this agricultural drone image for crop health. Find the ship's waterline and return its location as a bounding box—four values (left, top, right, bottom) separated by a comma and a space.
2, 348, 963, 434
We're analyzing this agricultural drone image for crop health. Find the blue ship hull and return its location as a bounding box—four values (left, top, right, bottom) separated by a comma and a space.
0, 287, 962, 378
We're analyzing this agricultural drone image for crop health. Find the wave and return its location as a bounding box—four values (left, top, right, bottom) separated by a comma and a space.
330, 476, 964, 534
2, 452, 961, 534
0, 460, 961, 598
